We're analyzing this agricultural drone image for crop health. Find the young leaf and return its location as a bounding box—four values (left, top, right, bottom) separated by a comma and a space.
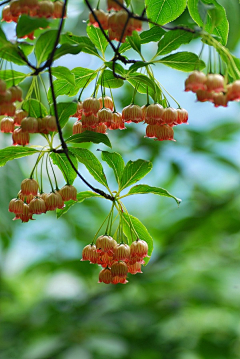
47, 79, 72, 103
119, 159, 152, 191
61, 33, 99, 57
22, 99, 48, 118
157, 52, 206, 72
53, 44, 83, 61
104, 62, 126, 77
56, 191, 101, 218
68, 67, 97, 96
101, 151, 125, 186
140, 26, 165, 44
146, 0, 187, 26
69, 148, 109, 189
51, 66, 75, 85
98, 70, 124, 89
188, 0, 229, 45
16, 15, 49, 38
127, 73, 160, 101
35, 29, 58, 65
128, 61, 154, 73
0, 44, 27, 65
50, 152, 78, 185
87, 25, 108, 55
122, 213, 153, 264
155, 30, 198, 57
126, 184, 181, 205
119, 26, 165, 53
127, 31, 141, 54
0, 147, 39, 167
65, 132, 112, 148
18, 41, 34, 56
0, 27, 7, 45
50, 102, 77, 128
0, 70, 28, 87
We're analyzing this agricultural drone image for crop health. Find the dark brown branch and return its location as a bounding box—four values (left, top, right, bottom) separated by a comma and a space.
0, 0, 10, 6
48, 67, 114, 201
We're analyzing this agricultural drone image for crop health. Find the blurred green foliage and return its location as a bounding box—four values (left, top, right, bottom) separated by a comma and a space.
1, 1, 240, 359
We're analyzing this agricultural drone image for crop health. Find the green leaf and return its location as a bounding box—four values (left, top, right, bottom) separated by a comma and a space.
69, 148, 109, 189
127, 31, 141, 54
98, 70, 124, 89
66, 132, 112, 148
188, 0, 229, 45
0, 146, 39, 167
18, 41, 34, 56
50, 102, 77, 128
101, 151, 125, 186
0, 70, 28, 87
51, 66, 75, 85
146, 0, 187, 26
50, 152, 78, 185
16, 15, 49, 38
87, 25, 108, 55
0, 27, 7, 46
104, 62, 126, 77
122, 213, 153, 264
155, 29, 198, 57
127, 184, 181, 205
61, 33, 99, 57
35, 29, 58, 65
119, 26, 165, 53
127, 73, 160, 101
56, 191, 101, 218
53, 43, 83, 61
47, 79, 72, 103
0, 44, 27, 65
22, 99, 48, 118
128, 61, 154, 73
157, 51, 206, 72
68, 67, 97, 97
119, 159, 152, 191
140, 26, 165, 44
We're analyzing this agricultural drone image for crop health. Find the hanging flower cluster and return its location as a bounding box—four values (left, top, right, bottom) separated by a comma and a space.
185, 71, 240, 107
81, 235, 149, 284
72, 96, 125, 135
1, 106, 58, 146
2, 0, 66, 39
2, 0, 65, 22
9, 178, 77, 223
72, 96, 188, 141
89, 2, 142, 43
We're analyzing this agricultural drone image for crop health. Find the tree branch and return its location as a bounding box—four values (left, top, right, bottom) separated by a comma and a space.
48, 67, 114, 201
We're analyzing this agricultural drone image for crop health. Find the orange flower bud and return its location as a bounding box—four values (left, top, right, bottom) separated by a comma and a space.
21, 117, 39, 133
29, 197, 46, 214
59, 185, 77, 201
185, 71, 207, 93
9, 198, 24, 214
96, 235, 117, 255
83, 97, 100, 115
89, 9, 109, 30
98, 268, 112, 284
98, 96, 114, 111
14, 109, 28, 126
113, 244, 130, 262
1, 117, 14, 133
111, 261, 128, 278
206, 74, 224, 93
21, 178, 39, 196
73, 120, 83, 134
12, 128, 30, 146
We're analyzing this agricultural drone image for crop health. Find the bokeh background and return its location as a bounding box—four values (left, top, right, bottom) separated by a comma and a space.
1, 1, 240, 358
